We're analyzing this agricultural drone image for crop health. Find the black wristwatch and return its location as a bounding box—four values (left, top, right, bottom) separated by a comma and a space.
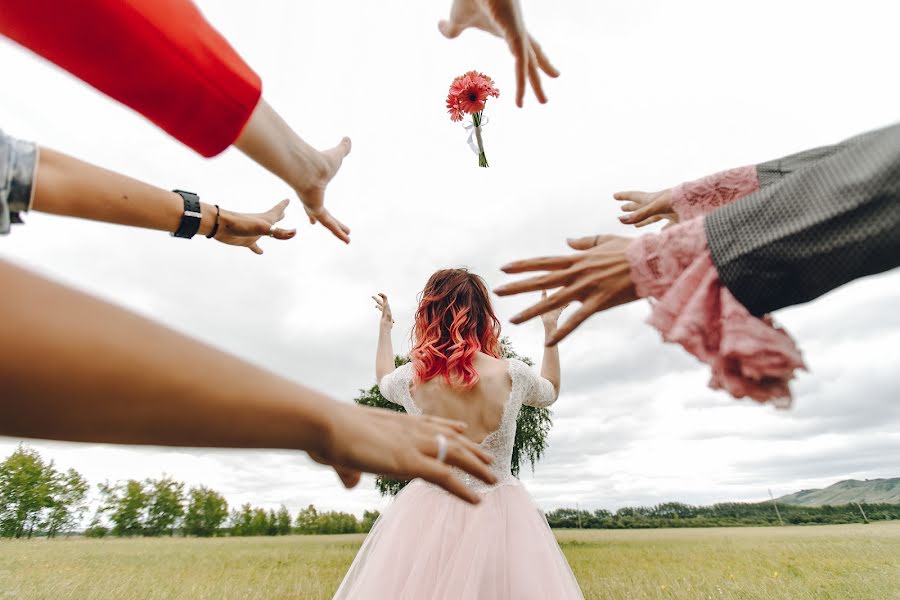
171, 189, 202, 239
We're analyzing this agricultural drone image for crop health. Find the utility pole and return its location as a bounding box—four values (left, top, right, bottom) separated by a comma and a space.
855, 502, 869, 524
576, 502, 582, 529
769, 489, 784, 526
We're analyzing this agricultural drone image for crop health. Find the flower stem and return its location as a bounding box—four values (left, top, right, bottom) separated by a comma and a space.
472, 111, 489, 168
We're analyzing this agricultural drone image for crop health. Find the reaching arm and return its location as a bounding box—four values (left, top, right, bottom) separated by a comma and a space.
537, 291, 562, 397
372, 293, 396, 382
0, 261, 497, 504
707, 122, 900, 316
0, 132, 295, 253
1, 1, 352, 242
615, 127, 887, 229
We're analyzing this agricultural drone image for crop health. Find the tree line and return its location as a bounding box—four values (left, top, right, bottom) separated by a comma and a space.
1, 445, 381, 538
544, 501, 900, 529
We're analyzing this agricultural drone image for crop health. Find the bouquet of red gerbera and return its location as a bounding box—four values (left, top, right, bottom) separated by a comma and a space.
446, 71, 499, 167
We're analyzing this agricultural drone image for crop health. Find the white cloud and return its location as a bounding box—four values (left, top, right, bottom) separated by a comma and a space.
1, 0, 898, 518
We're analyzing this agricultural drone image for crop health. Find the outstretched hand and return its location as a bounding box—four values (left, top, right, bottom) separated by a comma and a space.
296, 137, 353, 244
614, 189, 678, 229
214, 199, 296, 255
308, 403, 497, 505
495, 235, 638, 345
439, 0, 559, 107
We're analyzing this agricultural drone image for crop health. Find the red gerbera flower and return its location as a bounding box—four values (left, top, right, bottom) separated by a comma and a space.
446, 94, 465, 122
447, 71, 500, 117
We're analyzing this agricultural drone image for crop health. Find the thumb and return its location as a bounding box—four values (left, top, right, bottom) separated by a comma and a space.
438, 18, 464, 39
328, 136, 352, 159
271, 227, 296, 240
335, 467, 361, 489
267, 198, 290, 220
566, 235, 602, 251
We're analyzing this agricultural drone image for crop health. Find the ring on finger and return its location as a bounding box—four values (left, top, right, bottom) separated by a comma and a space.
435, 433, 448, 464
269, 224, 277, 237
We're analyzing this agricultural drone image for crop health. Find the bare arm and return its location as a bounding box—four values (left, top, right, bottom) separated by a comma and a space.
0, 261, 497, 503
538, 291, 562, 397
32, 147, 295, 254
373, 293, 396, 382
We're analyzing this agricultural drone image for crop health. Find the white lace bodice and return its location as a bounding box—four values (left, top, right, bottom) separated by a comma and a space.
378, 358, 557, 494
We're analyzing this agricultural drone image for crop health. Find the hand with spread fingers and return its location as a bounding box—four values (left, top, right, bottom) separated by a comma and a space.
309, 403, 497, 505
439, 0, 559, 107
372, 293, 395, 327
495, 235, 638, 345
214, 199, 296, 255
614, 189, 678, 229
235, 100, 352, 244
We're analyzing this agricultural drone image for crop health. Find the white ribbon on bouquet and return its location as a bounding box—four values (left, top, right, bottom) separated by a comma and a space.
462, 116, 489, 155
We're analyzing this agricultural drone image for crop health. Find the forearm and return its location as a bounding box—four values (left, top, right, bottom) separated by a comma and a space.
32, 148, 218, 235
0, 259, 335, 452
706, 123, 900, 315
234, 99, 326, 195
670, 166, 759, 221
375, 324, 395, 382
540, 326, 561, 396
756, 127, 883, 190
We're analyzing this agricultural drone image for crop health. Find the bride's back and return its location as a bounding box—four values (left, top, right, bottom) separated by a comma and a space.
407, 269, 510, 444
412, 353, 511, 445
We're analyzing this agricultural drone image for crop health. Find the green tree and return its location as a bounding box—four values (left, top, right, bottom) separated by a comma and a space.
249, 507, 269, 536
354, 337, 553, 495
295, 504, 319, 534
144, 476, 185, 536
275, 505, 292, 535
44, 468, 89, 538
98, 480, 149, 536
0, 446, 53, 538
183, 486, 228, 537
361, 510, 381, 533
230, 503, 254, 537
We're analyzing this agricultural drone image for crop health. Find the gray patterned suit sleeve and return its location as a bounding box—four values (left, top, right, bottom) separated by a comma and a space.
756, 127, 883, 189
706, 123, 900, 316
0, 129, 39, 235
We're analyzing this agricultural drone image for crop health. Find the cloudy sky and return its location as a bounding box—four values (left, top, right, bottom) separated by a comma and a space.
1, 0, 898, 519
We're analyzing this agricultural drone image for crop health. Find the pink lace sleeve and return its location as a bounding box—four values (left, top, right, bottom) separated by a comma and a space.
670, 166, 760, 221
625, 218, 805, 407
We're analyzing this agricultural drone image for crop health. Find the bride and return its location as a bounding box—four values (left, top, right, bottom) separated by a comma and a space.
334, 268, 583, 599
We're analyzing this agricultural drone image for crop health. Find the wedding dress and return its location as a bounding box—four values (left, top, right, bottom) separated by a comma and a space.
333, 358, 584, 599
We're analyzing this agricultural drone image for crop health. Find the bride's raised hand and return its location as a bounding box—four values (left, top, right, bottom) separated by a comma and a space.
538, 290, 566, 332
372, 293, 394, 327
614, 189, 678, 229
439, 0, 559, 107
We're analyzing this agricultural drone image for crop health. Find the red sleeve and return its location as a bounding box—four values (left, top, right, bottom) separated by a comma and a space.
0, 0, 262, 157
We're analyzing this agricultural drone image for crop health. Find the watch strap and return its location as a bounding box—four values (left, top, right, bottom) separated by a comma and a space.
172, 189, 202, 239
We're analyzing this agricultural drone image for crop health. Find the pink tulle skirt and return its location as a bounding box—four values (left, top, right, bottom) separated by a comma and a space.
333, 479, 584, 599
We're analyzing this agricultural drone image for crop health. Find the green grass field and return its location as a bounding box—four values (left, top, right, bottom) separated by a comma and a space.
2, 523, 898, 599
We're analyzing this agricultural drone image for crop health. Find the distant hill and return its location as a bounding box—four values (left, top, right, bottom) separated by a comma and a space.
776, 478, 900, 506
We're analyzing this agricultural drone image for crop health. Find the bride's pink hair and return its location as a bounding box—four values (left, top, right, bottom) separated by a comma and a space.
411, 268, 502, 388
